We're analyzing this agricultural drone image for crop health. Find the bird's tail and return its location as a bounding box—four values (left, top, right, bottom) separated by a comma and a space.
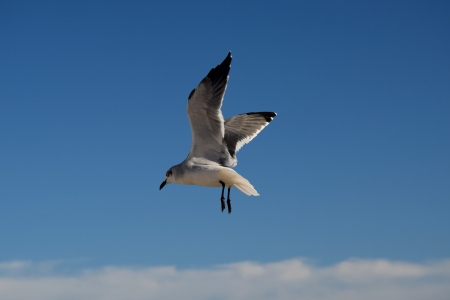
218, 168, 260, 196
234, 181, 259, 196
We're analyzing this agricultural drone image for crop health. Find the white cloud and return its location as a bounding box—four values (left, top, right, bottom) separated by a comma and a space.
0, 261, 32, 272
0, 258, 449, 300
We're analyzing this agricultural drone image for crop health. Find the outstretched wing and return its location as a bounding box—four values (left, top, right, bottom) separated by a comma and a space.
224, 112, 277, 158
186, 52, 235, 166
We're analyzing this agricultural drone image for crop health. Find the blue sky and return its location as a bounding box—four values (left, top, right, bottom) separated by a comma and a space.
1, 1, 449, 298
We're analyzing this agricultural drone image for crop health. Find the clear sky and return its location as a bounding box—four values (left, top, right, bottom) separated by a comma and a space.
1, 1, 449, 299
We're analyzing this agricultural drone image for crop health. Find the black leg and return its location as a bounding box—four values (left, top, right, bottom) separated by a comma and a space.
219, 181, 226, 212
227, 187, 232, 214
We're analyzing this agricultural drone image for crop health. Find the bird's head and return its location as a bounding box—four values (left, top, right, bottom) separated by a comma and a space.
159, 167, 174, 190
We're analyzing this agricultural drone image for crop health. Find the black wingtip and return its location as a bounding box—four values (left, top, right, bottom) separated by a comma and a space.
246, 112, 277, 122
188, 52, 232, 101
219, 51, 232, 69
188, 88, 196, 100
227, 51, 232, 61
206, 52, 232, 85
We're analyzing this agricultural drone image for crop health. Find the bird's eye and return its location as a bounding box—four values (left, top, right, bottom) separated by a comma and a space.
166, 170, 172, 177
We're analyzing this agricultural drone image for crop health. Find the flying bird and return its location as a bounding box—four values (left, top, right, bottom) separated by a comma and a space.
159, 52, 276, 213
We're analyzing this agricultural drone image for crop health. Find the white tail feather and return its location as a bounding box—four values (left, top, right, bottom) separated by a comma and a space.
218, 168, 260, 196
233, 175, 259, 196
234, 183, 259, 196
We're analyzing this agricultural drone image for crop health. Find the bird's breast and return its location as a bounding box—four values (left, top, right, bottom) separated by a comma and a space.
177, 167, 237, 188
178, 168, 222, 187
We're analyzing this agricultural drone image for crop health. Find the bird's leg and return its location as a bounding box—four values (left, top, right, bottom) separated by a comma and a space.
227, 187, 232, 214
219, 181, 226, 212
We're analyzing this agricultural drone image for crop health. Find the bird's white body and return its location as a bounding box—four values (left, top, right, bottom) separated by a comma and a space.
167, 158, 259, 196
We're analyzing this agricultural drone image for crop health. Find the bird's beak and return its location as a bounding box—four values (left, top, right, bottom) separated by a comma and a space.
159, 180, 167, 190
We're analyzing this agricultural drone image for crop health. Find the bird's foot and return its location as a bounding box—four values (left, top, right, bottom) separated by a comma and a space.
221, 197, 226, 212
227, 199, 232, 214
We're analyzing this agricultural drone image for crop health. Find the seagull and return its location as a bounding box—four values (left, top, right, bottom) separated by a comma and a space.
159, 52, 276, 213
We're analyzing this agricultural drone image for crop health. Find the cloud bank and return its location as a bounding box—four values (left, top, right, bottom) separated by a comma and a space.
1, 258, 449, 300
